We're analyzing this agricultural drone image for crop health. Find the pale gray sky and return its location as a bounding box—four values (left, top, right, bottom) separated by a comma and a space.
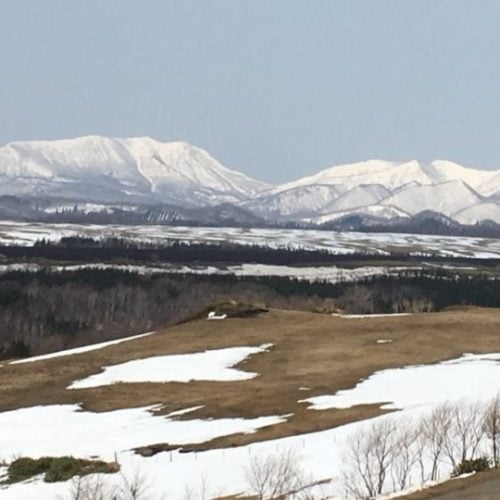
1, 0, 500, 182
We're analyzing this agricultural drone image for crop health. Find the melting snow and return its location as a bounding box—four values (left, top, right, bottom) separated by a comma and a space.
3, 352, 500, 498
303, 352, 500, 411
332, 313, 412, 319
10, 332, 155, 365
1, 223, 500, 259
69, 344, 272, 389
0, 404, 286, 461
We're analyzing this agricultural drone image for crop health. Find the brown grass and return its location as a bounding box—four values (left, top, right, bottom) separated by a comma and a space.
2, 307, 500, 450
403, 467, 500, 499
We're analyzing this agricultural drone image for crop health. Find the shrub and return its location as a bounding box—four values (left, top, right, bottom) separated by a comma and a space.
451, 457, 490, 476
4, 456, 119, 484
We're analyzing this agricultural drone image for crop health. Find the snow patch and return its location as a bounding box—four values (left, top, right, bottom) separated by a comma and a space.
69, 344, 272, 389
303, 352, 500, 411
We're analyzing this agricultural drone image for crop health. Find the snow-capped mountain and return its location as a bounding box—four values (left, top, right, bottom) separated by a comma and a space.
1, 135, 500, 227
0, 136, 268, 207
255, 159, 500, 224
241, 184, 346, 219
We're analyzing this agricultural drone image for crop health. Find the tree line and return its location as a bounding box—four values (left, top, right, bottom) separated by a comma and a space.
0, 268, 499, 359
1, 236, 498, 268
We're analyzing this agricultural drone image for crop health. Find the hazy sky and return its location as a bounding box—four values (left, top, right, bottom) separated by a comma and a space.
1, 1, 500, 183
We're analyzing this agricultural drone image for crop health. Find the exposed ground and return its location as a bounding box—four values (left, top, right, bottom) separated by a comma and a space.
2, 306, 500, 453
404, 468, 500, 499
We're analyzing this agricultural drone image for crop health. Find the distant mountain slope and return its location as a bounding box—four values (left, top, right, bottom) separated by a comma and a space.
454, 203, 500, 225
241, 184, 345, 219
1, 135, 500, 227
274, 160, 437, 192
0, 136, 269, 206
262, 159, 500, 224
379, 180, 483, 216
320, 184, 391, 213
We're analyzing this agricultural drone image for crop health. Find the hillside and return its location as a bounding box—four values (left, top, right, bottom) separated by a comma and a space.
1, 308, 500, 498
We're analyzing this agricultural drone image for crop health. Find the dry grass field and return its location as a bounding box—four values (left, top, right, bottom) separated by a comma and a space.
404, 467, 500, 499
2, 306, 500, 455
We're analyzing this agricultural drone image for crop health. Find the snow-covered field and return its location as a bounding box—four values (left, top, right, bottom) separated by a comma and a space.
1, 221, 500, 258
2, 347, 500, 499
0, 261, 421, 285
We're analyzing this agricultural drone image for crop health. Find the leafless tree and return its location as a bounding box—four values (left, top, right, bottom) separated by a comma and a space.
118, 469, 150, 500
418, 403, 453, 481
483, 394, 500, 468
390, 420, 421, 491
67, 475, 110, 500
246, 448, 304, 500
343, 419, 398, 499
444, 401, 485, 468
182, 474, 221, 500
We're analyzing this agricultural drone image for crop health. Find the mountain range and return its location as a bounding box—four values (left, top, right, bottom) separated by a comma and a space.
1, 135, 500, 228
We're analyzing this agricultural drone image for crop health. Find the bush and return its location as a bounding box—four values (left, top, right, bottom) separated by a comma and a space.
451, 457, 490, 476
4, 456, 119, 484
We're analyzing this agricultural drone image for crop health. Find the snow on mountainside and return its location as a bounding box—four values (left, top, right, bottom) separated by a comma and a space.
1, 136, 500, 224
454, 203, 500, 225
241, 184, 346, 219
427, 160, 497, 190
274, 160, 438, 193
0, 136, 268, 206
320, 184, 390, 213
379, 181, 483, 217
309, 204, 409, 225
264, 159, 500, 224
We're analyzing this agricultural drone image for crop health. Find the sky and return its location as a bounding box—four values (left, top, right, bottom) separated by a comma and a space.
1, 0, 500, 183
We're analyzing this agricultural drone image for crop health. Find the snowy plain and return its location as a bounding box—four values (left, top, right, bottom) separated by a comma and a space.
0, 262, 421, 286
1, 222, 500, 258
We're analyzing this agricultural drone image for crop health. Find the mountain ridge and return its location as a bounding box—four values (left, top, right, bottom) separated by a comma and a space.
1, 135, 500, 226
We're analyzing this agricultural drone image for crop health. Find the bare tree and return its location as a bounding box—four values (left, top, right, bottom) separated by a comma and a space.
343, 419, 398, 499
444, 401, 485, 468
246, 448, 303, 500
390, 420, 421, 491
483, 394, 500, 468
118, 469, 150, 500
67, 475, 110, 500
418, 403, 453, 481
182, 474, 220, 500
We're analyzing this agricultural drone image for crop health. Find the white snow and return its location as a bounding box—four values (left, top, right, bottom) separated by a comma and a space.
0, 403, 287, 463
380, 180, 482, 217
0, 136, 269, 206
2, 223, 500, 258
3, 352, 500, 498
332, 313, 412, 319
258, 159, 500, 222
303, 352, 500, 411
207, 311, 228, 320
454, 202, 500, 224
69, 344, 272, 389
1, 136, 500, 220
10, 332, 155, 365
308, 203, 410, 224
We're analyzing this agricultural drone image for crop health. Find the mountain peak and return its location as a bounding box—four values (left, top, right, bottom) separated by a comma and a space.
0, 136, 269, 206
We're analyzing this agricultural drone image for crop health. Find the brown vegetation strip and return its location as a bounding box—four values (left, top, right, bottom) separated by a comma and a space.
403, 467, 500, 499
2, 307, 500, 449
